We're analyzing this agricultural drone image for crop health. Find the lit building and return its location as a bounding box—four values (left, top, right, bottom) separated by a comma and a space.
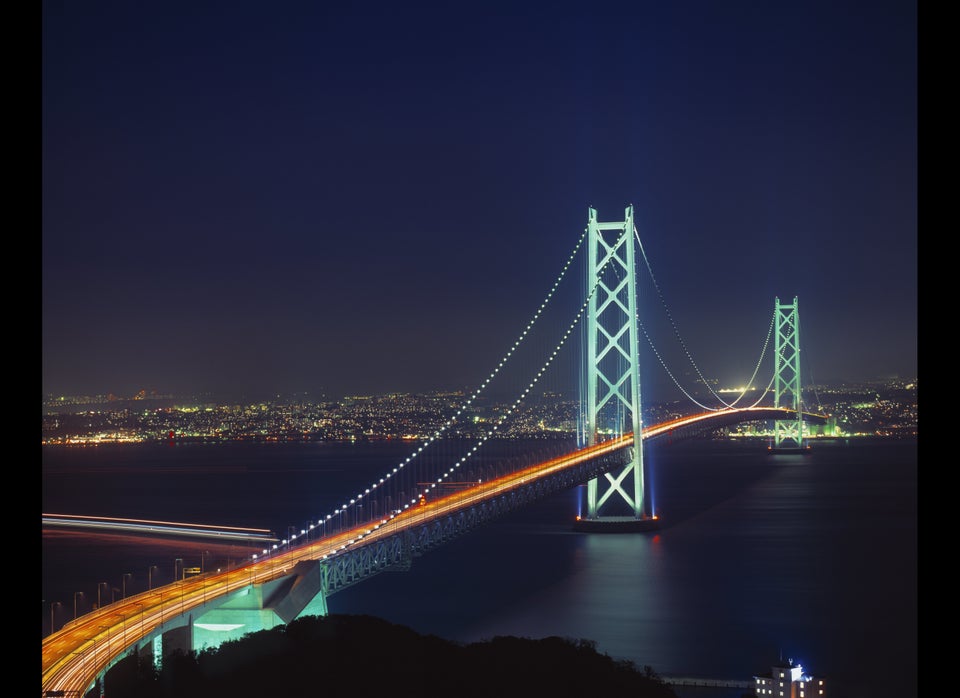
753, 659, 826, 698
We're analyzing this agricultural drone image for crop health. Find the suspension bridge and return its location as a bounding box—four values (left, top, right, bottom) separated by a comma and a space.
41, 205, 828, 696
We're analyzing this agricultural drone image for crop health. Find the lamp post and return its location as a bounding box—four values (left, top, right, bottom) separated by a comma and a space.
50, 601, 61, 635
74, 591, 84, 620
174, 558, 183, 581
201, 550, 210, 574
97, 624, 109, 666
122, 573, 132, 599
112, 587, 120, 603
136, 603, 144, 639
148, 565, 157, 590
97, 581, 108, 609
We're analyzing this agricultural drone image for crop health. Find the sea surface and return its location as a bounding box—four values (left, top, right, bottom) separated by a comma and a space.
42, 437, 917, 698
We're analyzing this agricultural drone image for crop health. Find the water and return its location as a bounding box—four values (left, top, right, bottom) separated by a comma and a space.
42, 438, 917, 698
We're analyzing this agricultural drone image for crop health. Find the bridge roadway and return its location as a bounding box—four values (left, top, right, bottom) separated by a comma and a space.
42, 407, 821, 696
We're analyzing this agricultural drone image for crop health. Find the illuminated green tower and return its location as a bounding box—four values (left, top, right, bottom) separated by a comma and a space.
575, 205, 655, 531
773, 296, 805, 450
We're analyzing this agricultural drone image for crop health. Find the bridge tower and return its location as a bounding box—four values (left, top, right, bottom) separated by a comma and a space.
772, 296, 806, 452
575, 205, 655, 531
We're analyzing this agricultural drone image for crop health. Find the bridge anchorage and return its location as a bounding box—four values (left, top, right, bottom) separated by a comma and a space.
573, 205, 658, 533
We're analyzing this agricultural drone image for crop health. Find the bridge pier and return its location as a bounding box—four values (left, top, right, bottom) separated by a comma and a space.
572, 515, 659, 532
151, 635, 162, 668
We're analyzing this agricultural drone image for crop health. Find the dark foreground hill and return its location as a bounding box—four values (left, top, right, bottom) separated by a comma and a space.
100, 613, 680, 698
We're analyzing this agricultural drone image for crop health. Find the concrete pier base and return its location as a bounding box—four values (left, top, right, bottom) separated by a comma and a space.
572, 515, 661, 533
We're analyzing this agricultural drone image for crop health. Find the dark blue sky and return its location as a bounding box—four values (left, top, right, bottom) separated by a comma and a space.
42, 1, 917, 401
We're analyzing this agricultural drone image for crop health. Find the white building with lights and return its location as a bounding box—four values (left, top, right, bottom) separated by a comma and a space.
753, 659, 826, 698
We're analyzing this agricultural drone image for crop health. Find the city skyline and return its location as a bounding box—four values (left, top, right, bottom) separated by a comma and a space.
42, 2, 917, 402
41, 372, 917, 406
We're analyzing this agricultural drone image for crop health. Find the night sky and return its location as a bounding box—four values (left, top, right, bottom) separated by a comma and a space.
42, 1, 917, 402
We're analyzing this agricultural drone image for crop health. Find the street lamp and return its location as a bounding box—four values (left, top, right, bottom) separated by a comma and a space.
97, 624, 109, 659
97, 582, 108, 609
50, 601, 61, 635
135, 602, 144, 638
201, 550, 210, 573
174, 558, 183, 581
148, 565, 158, 590
122, 573, 132, 599
74, 591, 84, 620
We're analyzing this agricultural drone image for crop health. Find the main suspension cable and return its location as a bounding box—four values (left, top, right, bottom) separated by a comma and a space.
293, 228, 589, 553
339, 252, 619, 555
